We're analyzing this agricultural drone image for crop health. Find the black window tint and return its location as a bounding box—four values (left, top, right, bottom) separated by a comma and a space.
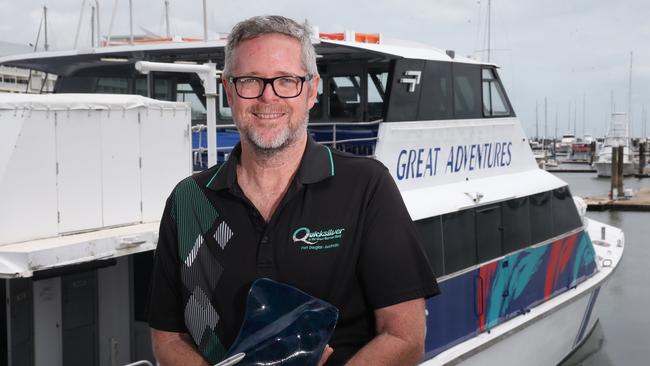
530, 191, 553, 244
502, 197, 531, 253
0, 279, 6, 365
329, 75, 361, 119
453, 63, 481, 119
418, 61, 452, 120
134, 78, 148, 97
476, 205, 503, 262
385, 59, 426, 122
96, 77, 128, 94
415, 217, 444, 277
443, 210, 477, 274
154, 78, 172, 101
552, 186, 582, 234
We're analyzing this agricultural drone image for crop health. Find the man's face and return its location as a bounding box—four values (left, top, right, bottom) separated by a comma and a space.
224, 33, 320, 153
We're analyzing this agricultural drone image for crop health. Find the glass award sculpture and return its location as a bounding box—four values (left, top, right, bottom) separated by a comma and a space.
223, 278, 339, 366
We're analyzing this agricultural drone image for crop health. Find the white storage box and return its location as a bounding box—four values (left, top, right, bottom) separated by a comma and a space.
0, 94, 191, 246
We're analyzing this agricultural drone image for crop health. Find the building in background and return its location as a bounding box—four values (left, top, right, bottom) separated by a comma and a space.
0, 41, 56, 93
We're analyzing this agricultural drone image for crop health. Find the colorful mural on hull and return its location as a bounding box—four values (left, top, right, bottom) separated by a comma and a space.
424, 230, 597, 359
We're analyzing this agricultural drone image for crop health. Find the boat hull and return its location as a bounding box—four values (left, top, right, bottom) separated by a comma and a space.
593, 162, 636, 177
422, 284, 602, 366
421, 218, 623, 366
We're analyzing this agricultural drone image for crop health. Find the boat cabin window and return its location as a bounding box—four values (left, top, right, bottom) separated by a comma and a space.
329, 75, 362, 119
368, 71, 388, 121
417, 61, 453, 120
482, 68, 510, 117
415, 186, 582, 278
135, 78, 148, 97
529, 191, 553, 244
551, 186, 583, 233
416, 216, 445, 277
452, 63, 482, 119
96, 77, 129, 94
177, 83, 208, 124
502, 196, 531, 253
442, 209, 477, 274
476, 205, 503, 263
154, 78, 173, 100
218, 83, 233, 119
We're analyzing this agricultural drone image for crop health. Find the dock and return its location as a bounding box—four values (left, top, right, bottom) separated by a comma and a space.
584, 188, 650, 211
546, 168, 597, 173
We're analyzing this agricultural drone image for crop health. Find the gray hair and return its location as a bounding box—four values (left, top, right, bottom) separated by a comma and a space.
223, 15, 318, 78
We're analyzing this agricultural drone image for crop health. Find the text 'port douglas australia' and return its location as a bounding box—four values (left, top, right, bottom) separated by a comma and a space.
396, 141, 513, 180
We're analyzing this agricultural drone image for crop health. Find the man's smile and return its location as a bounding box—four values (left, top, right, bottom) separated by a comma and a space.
252, 111, 286, 119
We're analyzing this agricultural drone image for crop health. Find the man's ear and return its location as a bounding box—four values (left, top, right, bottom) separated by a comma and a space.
222, 78, 234, 106
307, 75, 321, 110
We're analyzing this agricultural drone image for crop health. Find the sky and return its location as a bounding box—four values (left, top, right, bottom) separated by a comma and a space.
1, 0, 649, 138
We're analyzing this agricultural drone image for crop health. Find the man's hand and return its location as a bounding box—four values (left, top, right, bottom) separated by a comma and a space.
151, 329, 210, 366
344, 298, 426, 365
318, 345, 334, 366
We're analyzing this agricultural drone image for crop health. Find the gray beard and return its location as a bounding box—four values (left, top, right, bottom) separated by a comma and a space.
240, 114, 309, 156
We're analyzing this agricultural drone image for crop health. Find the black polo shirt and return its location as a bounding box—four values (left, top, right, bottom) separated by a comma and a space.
148, 137, 439, 365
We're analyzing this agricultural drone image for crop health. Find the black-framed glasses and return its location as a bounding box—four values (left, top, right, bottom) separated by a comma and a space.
229, 75, 313, 99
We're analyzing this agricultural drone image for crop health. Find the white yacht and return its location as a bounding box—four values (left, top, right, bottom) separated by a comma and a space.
0, 32, 624, 366
593, 113, 635, 177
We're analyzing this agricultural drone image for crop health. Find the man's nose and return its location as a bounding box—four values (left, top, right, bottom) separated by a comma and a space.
259, 82, 280, 102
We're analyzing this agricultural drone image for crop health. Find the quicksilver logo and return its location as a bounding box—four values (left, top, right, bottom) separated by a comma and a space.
292, 227, 345, 245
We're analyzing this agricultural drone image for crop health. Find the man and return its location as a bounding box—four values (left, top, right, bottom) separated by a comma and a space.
148, 15, 439, 366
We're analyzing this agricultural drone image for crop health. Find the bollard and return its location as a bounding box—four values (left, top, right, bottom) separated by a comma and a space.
617, 145, 624, 193
640, 142, 647, 175
610, 146, 618, 199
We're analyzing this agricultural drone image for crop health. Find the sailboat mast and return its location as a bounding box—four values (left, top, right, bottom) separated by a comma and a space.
94, 1, 101, 47
535, 101, 539, 140
544, 97, 548, 141
44, 6, 49, 51
627, 51, 633, 136
202, 0, 208, 41
74, 0, 87, 49
165, 0, 171, 38
129, 0, 134, 45
583, 93, 586, 137
487, 0, 491, 62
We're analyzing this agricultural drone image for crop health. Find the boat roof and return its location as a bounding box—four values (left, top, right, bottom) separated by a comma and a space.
0, 38, 490, 77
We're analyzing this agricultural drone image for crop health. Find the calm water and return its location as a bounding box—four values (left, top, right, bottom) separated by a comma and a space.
555, 171, 650, 366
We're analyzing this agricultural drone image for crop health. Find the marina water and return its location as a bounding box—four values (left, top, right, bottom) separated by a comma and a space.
557, 170, 650, 365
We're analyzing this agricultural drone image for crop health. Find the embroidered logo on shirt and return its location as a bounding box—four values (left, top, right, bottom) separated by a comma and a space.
292, 227, 345, 251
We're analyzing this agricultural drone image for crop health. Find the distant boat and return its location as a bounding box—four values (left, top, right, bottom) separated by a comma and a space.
592, 113, 635, 177
556, 133, 576, 156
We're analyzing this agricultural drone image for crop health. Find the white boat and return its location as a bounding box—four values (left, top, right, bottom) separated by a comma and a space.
556, 133, 576, 156
0, 32, 624, 366
593, 113, 635, 177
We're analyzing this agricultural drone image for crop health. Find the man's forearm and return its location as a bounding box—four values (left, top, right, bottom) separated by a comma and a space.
344, 332, 424, 366
152, 329, 209, 366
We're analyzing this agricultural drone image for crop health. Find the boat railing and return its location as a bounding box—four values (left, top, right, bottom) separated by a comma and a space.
191, 120, 381, 170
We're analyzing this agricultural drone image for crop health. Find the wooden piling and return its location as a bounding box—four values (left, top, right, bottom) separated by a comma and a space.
610, 146, 618, 198
617, 146, 625, 196
640, 142, 647, 175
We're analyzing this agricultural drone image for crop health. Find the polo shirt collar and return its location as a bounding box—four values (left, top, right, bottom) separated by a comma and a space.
206, 135, 334, 192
